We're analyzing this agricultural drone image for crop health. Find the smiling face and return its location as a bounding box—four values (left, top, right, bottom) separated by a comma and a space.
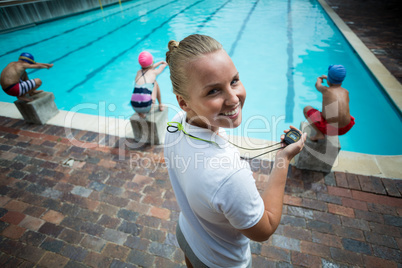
177, 49, 246, 133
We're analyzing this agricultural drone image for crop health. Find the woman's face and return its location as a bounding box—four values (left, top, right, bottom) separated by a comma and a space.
178, 49, 246, 133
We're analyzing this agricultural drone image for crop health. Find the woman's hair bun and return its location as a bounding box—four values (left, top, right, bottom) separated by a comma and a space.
166, 40, 179, 64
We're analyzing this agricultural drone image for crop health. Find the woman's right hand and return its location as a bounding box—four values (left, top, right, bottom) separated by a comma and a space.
276, 126, 306, 161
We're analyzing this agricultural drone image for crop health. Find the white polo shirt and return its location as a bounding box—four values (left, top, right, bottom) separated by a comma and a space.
164, 112, 264, 268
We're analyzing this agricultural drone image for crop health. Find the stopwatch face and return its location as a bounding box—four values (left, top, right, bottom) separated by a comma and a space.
284, 129, 301, 145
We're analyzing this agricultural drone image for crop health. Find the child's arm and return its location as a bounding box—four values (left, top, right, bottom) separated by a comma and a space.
24, 62, 54, 70
239, 126, 306, 242
315, 75, 327, 92
153, 61, 168, 75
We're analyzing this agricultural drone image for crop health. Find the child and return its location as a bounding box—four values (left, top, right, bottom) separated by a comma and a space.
164, 34, 306, 268
303, 64, 355, 141
0, 52, 53, 102
131, 51, 167, 118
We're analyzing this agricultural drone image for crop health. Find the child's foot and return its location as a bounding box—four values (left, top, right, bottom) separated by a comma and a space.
29, 90, 43, 96
159, 104, 165, 111
17, 96, 33, 102
309, 133, 325, 141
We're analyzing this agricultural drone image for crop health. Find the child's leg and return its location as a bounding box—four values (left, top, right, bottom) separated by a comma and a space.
152, 81, 164, 111
303, 106, 325, 141
28, 78, 43, 95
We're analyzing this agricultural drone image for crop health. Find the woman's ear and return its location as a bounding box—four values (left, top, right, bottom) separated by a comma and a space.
176, 95, 191, 112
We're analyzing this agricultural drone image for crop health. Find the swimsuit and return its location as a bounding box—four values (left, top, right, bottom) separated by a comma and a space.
2, 79, 36, 97
306, 108, 355, 136
130, 70, 154, 114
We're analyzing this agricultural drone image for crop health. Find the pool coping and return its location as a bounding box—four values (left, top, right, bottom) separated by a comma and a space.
0, 102, 401, 179
0, 1, 401, 179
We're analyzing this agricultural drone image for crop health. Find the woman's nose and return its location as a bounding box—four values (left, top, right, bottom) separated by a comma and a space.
225, 88, 239, 106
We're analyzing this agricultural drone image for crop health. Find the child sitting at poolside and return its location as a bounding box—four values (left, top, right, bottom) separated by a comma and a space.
131, 51, 167, 118
164, 34, 306, 267
303, 64, 355, 141
0, 52, 53, 102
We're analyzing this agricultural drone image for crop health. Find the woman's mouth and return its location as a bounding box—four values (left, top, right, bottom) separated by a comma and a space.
220, 105, 240, 118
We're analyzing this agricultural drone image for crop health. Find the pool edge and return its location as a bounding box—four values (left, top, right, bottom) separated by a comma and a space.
1, 101, 400, 179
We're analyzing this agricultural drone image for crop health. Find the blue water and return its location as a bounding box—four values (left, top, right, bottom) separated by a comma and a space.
1, 0, 401, 155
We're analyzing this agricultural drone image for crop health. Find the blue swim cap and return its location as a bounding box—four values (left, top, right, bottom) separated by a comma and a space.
19, 52, 35, 64
327, 64, 346, 84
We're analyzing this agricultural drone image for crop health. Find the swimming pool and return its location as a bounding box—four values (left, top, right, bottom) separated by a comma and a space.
0, 0, 401, 155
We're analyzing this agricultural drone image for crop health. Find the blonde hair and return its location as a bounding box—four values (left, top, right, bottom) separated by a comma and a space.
166, 34, 222, 99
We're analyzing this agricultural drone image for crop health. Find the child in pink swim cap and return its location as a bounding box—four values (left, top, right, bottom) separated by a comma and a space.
131, 51, 168, 118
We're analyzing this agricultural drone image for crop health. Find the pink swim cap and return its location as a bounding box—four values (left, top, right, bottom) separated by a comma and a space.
138, 51, 153, 68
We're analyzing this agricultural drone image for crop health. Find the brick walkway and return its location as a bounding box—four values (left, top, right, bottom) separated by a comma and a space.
0, 115, 401, 267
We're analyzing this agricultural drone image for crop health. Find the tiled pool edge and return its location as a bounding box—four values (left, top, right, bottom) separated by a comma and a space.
1, 101, 400, 179
319, 0, 402, 112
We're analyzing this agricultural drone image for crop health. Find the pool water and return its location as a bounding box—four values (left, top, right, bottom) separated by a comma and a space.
1, 0, 401, 155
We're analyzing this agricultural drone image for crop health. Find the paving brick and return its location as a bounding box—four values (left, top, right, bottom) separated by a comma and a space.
97, 215, 121, 229
330, 247, 363, 266
141, 226, 165, 243
327, 186, 352, 198
149, 206, 171, 220
281, 225, 312, 241
341, 197, 368, 211
333, 225, 365, 241
23, 205, 46, 218
1, 211, 25, 225
311, 231, 342, 248
124, 235, 150, 251
126, 249, 155, 267
102, 243, 130, 259
353, 190, 402, 208
334, 172, 348, 188
312, 210, 341, 225
306, 220, 334, 235
65, 260, 90, 268
363, 255, 398, 268
102, 228, 129, 245
271, 234, 300, 251
364, 231, 398, 249
358, 175, 386, 195
77, 209, 100, 223
41, 210, 65, 225
16, 244, 46, 263
372, 245, 402, 262
18, 215, 45, 231
287, 206, 314, 219
37, 252, 69, 268
280, 215, 306, 227
382, 178, 401, 197
40, 237, 65, 253
84, 251, 112, 268
1, 224, 26, 239
38, 222, 63, 237
20, 230, 46, 246
367, 202, 398, 216
369, 222, 401, 238
3, 200, 30, 212
96, 203, 119, 217
328, 203, 355, 217
80, 235, 106, 252
71, 186, 93, 198
110, 259, 137, 268
60, 244, 88, 262
117, 208, 139, 222
340, 216, 370, 231
354, 209, 384, 224
118, 220, 141, 236
58, 228, 83, 244
342, 238, 372, 255
260, 245, 291, 262
383, 214, 402, 227
80, 222, 105, 237
291, 251, 321, 268
60, 217, 84, 232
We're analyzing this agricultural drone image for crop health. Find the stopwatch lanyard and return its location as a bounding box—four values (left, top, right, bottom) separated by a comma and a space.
166, 121, 283, 160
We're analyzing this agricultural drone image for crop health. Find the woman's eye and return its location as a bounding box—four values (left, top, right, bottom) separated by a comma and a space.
207, 89, 218, 95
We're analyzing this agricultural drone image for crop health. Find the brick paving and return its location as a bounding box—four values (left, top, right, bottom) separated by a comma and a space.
0, 114, 401, 268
